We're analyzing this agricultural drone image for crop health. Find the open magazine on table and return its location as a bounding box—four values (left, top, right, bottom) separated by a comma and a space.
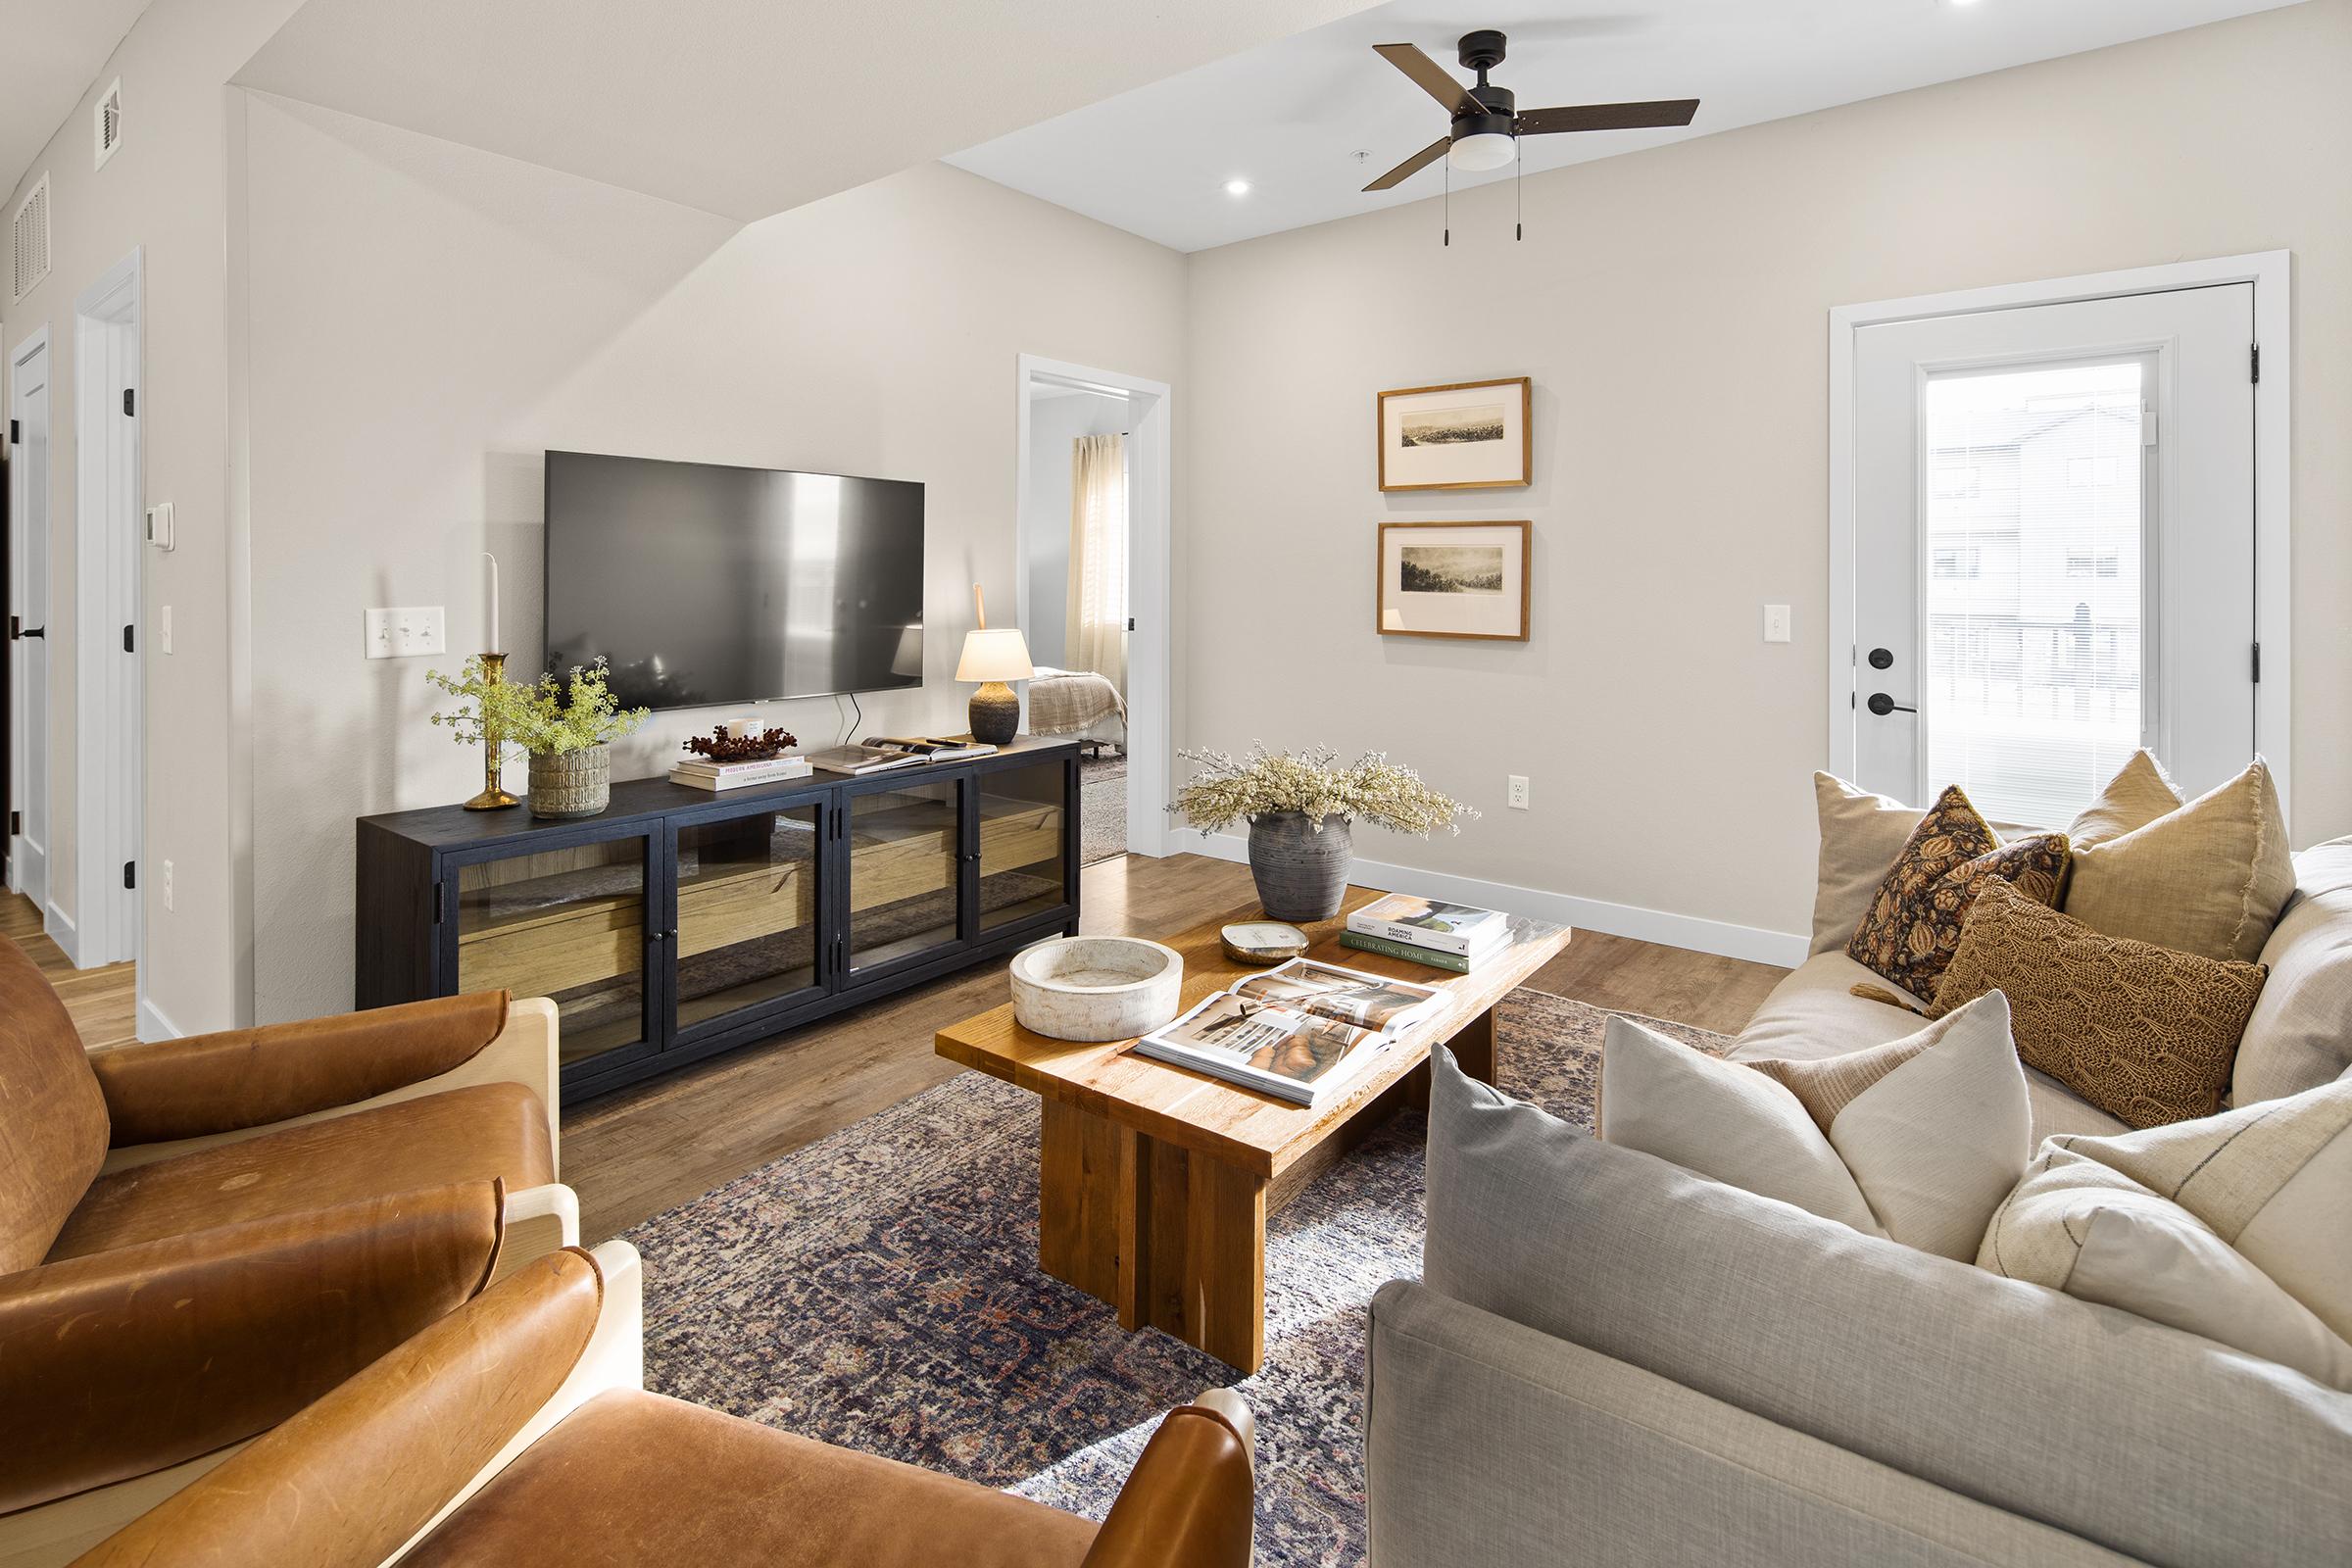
1133, 957, 1449, 1106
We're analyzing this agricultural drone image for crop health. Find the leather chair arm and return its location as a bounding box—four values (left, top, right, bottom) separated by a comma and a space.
1082, 1401, 1256, 1568
90, 992, 512, 1147
0, 1180, 504, 1515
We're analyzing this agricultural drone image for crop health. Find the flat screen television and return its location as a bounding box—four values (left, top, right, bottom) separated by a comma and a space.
543, 449, 925, 712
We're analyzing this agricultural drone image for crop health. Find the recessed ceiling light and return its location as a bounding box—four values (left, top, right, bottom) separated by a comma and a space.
1224, 178, 1251, 196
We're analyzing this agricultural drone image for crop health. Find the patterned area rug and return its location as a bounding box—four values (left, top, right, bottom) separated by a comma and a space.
1079, 752, 1127, 865
628, 991, 1728, 1565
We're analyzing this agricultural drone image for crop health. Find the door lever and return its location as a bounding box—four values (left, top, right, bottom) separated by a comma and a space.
1865, 692, 1916, 716
9, 617, 43, 640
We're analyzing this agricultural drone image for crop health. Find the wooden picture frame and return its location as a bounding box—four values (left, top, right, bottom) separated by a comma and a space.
1377, 520, 1531, 641
1376, 376, 1532, 491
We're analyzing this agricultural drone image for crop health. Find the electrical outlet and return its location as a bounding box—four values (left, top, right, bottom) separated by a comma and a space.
1763, 604, 1792, 644
159, 605, 172, 655
1507, 774, 1531, 810
162, 859, 173, 912
364, 606, 446, 659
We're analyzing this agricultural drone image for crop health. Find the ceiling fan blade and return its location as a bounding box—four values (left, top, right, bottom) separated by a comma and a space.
1373, 43, 1477, 116
1362, 136, 1451, 193
1515, 98, 1699, 135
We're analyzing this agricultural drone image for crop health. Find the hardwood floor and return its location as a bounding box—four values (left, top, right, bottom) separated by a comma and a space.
3, 856, 1791, 1241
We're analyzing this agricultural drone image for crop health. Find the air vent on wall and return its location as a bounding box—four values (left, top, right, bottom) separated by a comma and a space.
11, 173, 51, 305
94, 79, 123, 170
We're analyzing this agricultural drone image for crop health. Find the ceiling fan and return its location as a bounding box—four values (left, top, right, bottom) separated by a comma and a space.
1362, 29, 1698, 192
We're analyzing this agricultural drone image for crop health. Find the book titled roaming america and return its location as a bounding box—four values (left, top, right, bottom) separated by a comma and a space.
1346, 893, 1510, 956
1134, 958, 1446, 1105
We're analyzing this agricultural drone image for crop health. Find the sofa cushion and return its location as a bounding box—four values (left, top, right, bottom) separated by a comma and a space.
403, 1388, 1097, 1568
47, 1082, 553, 1261
1935, 880, 2265, 1129
2236, 837, 2352, 1103
1422, 1051, 2352, 1568
0, 933, 110, 1273
1602, 996, 2029, 1259
1979, 1145, 2352, 1391
1846, 784, 2068, 1003
1809, 773, 1927, 956
2063, 756, 2294, 964
1733, 953, 2128, 1144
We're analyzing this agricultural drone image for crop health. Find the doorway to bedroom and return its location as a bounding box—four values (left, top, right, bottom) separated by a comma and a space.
1014, 356, 1171, 866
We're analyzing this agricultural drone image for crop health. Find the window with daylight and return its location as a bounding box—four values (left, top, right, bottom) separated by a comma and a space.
1920, 360, 2146, 827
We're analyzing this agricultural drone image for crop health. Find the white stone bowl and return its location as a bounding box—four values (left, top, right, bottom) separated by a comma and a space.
1010, 937, 1185, 1043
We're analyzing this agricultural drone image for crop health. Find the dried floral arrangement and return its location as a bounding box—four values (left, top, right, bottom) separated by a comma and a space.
1169, 744, 1476, 836
428, 656, 650, 758
682, 726, 799, 764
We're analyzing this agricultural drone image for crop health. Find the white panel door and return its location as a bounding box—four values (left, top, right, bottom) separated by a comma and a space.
1847, 285, 2255, 825
9, 331, 51, 904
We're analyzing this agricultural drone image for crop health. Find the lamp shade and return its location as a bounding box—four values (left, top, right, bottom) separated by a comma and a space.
956, 627, 1034, 683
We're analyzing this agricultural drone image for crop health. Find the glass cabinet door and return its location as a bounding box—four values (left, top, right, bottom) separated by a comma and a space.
976, 760, 1070, 935
454, 834, 653, 1073
672, 801, 825, 1033
844, 777, 965, 977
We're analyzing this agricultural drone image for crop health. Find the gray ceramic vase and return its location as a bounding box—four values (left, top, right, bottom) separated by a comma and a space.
528, 743, 612, 820
1247, 811, 1352, 921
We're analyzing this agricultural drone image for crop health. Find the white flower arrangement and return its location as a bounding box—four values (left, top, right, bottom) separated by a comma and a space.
1169, 744, 1477, 837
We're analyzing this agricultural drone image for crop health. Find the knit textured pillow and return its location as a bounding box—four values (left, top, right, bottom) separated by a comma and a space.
1845, 784, 2069, 1003
1934, 878, 2268, 1128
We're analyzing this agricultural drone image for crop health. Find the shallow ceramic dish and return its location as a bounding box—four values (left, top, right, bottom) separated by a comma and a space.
1219, 921, 1310, 966
1010, 937, 1185, 1042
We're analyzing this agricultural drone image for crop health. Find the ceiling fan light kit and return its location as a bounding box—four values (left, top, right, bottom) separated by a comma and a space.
1364, 27, 1700, 241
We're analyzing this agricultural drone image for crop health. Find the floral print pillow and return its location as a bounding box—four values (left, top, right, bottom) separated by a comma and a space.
1847, 784, 2069, 1004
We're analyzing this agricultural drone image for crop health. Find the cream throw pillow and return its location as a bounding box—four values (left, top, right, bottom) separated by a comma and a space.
1602, 993, 2030, 1259
2067, 749, 2183, 850
1979, 1147, 2352, 1390
2064, 756, 2295, 963
1810, 772, 1922, 956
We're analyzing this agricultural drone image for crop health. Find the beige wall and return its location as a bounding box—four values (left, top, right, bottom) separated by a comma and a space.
240, 95, 1187, 1021
1181, 0, 2352, 956
3, 0, 304, 1032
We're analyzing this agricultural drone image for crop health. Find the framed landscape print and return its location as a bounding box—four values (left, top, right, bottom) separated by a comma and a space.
1376, 376, 1531, 491
1377, 520, 1531, 641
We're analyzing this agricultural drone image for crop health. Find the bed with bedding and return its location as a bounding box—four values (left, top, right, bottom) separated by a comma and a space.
1027, 665, 1126, 753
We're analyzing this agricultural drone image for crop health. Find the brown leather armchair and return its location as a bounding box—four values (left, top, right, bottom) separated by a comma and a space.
74, 1245, 1255, 1568
0, 936, 576, 1565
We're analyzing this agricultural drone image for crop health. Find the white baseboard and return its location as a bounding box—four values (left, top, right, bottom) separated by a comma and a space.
136, 996, 182, 1042
1183, 832, 1807, 969
44, 900, 79, 967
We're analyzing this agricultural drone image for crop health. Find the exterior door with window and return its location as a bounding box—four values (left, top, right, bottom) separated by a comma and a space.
1846, 284, 2257, 827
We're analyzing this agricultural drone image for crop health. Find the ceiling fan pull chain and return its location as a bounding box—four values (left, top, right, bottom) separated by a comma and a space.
1515, 136, 1523, 242
1444, 159, 1450, 247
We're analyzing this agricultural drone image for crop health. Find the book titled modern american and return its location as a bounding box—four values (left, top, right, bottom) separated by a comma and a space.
1346, 893, 1510, 956
1133, 958, 1447, 1105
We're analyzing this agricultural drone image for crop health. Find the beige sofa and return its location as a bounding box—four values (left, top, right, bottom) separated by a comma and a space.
1366, 838, 2352, 1566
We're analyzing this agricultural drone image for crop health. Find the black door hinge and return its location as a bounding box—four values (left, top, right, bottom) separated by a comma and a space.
122, 623, 134, 654
8, 810, 19, 835
2251, 344, 2261, 384
7, 419, 17, 444
123, 387, 136, 417
122, 860, 135, 890
1126, 616, 1136, 632
2251, 642, 2263, 683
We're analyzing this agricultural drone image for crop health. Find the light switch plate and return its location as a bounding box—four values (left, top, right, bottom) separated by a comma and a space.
365, 607, 446, 659
144, 501, 173, 551
1763, 604, 1791, 644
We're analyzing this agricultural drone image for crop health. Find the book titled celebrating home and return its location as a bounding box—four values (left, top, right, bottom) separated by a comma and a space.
1133, 957, 1447, 1105
668, 756, 813, 792
1345, 892, 1511, 956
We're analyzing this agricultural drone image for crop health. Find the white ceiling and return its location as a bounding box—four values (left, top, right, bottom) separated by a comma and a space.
946, 0, 2306, 253
231, 0, 1382, 221
1, 0, 152, 197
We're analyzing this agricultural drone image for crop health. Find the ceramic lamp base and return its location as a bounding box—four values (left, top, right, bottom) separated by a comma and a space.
968, 681, 1020, 745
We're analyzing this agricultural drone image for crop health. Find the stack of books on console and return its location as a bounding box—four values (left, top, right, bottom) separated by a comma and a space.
1339, 893, 1511, 974
668, 754, 813, 792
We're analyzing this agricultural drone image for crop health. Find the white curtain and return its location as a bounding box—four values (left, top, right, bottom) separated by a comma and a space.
1066, 432, 1128, 693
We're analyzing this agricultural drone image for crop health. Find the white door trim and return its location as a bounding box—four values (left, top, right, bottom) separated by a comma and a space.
8, 322, 52, 924
1013, 353, 1174, 858
1829, 251, 2291, 818
74, 246, 144, 978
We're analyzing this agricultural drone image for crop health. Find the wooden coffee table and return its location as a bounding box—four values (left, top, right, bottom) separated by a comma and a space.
934, 885, 1570, 1371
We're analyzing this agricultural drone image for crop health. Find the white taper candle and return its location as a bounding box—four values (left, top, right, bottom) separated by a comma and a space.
483, 551, 502, 654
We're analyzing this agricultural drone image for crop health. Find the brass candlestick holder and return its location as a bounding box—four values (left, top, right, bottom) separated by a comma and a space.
463, 652, 521, 810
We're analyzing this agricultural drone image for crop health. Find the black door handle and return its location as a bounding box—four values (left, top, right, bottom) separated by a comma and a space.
1866, 692, 1916, 716
10, 618, 43, 640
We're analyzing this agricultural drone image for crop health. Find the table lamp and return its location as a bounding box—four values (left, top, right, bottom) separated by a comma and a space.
956, 585, 1032, 745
